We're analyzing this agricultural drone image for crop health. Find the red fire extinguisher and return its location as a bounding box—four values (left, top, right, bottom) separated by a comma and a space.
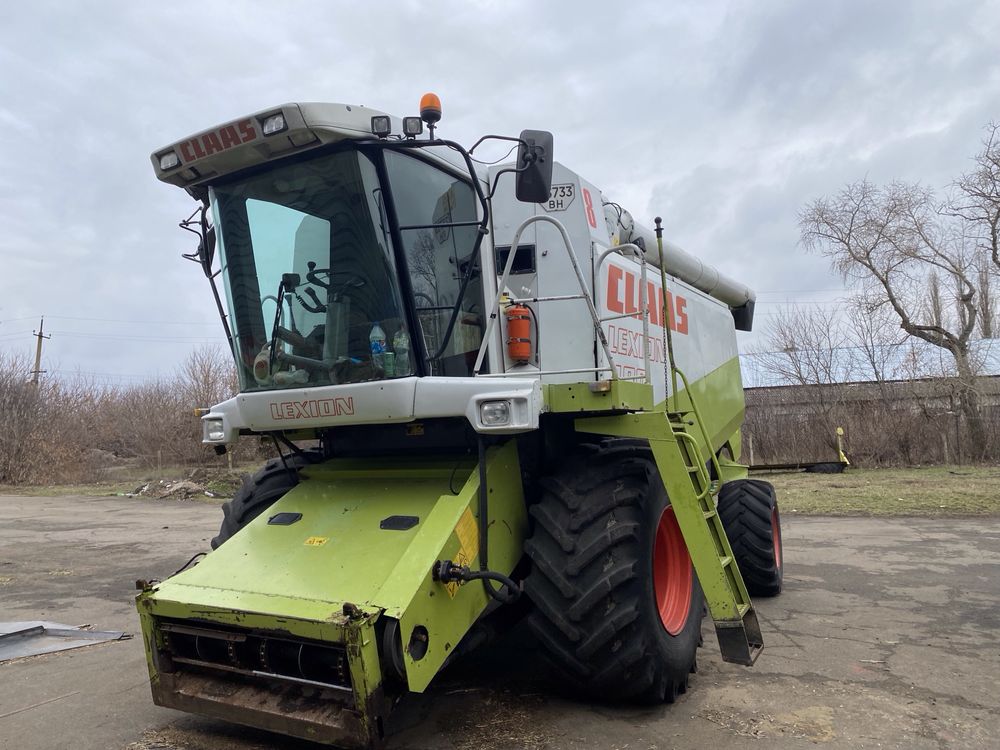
506, 304, 532, 363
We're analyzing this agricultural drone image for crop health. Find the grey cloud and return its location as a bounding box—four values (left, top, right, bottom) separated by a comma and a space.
1, 1, 997, 382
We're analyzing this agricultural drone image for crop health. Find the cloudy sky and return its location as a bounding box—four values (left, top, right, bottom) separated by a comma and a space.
1, 0, 998, 386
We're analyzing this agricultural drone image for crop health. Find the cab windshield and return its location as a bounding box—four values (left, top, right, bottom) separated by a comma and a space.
210, 146, 484, 391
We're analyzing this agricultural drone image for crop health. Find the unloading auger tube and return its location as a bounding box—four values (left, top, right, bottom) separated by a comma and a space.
608, 203, 756, 312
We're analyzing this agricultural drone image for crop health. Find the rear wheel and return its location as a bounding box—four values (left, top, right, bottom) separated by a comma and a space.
717, 479, 783, 596
524, 441, 703, 703
211, 451, 323, 549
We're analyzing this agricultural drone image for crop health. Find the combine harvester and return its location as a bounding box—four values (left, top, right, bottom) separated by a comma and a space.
136, 94, 784, 748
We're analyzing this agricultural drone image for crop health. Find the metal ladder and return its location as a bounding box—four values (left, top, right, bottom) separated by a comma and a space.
665, 408, 763, 665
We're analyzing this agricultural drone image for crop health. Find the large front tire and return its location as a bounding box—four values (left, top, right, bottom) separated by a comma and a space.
524, 441, 703, 703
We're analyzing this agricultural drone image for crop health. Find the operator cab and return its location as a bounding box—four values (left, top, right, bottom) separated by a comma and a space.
211, 144, 484, 391
154, 98, 553, 398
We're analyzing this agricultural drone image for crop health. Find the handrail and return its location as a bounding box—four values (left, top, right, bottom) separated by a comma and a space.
671, 366, 722, 485
473, 215, 617, 377
594, 243, 651, 386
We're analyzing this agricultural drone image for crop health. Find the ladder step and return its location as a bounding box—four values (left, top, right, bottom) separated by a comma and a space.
716, 608, 763, 666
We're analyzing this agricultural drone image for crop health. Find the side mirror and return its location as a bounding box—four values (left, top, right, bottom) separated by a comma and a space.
182, 206, 217, 277
515, 129, 554, 203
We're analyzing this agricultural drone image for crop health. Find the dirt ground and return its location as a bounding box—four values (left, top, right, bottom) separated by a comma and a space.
1, 493, 998, 750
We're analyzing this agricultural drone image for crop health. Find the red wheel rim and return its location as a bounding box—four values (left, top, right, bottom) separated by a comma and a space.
771, 507, 782, 571
653, 506, 693, 635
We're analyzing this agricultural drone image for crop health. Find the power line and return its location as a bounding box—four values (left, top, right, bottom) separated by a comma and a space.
44, 314, 221, 327
741, 337, 1000, 358
50, 369, 153, 381
2, 314, 219, 327
757, 288, 844, 295
48, 330, 227, 344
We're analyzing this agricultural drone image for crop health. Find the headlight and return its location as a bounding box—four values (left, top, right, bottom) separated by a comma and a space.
262, 113, 286, 135
480, 400, 511, 427
204, 418, 225, 442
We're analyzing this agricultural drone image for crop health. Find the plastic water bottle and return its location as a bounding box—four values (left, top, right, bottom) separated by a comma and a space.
369, 322, 387, 370
393, 329, 411, 376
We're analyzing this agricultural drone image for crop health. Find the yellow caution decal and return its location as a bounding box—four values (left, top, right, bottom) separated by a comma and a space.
446, 508, 479, 598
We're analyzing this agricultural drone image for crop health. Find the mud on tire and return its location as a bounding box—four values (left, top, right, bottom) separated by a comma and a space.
524, 440, 703, 703
717, 479, 783, 597
211, 451, 323, 549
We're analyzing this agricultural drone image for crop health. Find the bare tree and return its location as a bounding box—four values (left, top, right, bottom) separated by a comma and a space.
845, 294, 907, 385
976, 255, 995, 338
799, 179, 986, 454
952, 122, 1000, 271
927, 271, 945, 330
751, 306, 853, 386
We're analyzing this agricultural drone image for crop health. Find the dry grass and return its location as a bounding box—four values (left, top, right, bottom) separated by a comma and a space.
0, 347, 269, 487
764, 464, 1000, 516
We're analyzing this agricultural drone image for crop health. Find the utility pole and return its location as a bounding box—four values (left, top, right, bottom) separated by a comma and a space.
30, 317, 51, 385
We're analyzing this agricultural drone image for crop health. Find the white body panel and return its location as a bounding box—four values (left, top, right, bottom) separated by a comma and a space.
596, 255, 738, 403
203, 377, 542, 442
487, 162, 741, 401
488, 164, 608, 385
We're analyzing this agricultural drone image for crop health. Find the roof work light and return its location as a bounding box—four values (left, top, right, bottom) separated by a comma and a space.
261, 113, 287, 135
371, 115, 392, 138
158, 151, 181, 171
402, 117, 423, 138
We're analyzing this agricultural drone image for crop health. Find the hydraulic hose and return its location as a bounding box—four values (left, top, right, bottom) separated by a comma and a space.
431, 439, 521, 604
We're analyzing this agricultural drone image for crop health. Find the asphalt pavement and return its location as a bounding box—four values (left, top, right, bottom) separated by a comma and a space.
1, 494, 998, 749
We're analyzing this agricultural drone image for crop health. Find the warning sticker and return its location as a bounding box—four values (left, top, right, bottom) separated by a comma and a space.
446, 508, 480, 598
304, 536, 329, 547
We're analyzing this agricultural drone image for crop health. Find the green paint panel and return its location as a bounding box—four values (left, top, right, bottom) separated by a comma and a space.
397, 439, 527, 691
138, 445, 528, 703
668, 357, 746, 457
154, 458, 476, 619
544, 380, 654, 413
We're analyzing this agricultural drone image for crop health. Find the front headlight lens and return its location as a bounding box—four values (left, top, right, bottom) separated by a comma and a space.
204, 418, 225, 442
480, 400, 511, 427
